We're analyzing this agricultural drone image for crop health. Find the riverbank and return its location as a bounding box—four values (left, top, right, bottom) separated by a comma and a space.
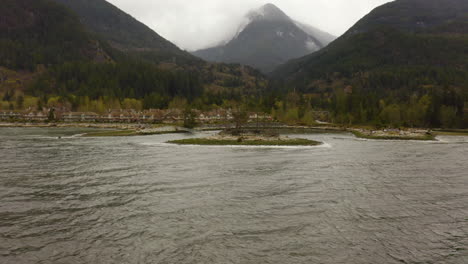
0, 121, 175, 130
0, 122, 190, 137
432, 129, 468, 136
1, 121, 466, 140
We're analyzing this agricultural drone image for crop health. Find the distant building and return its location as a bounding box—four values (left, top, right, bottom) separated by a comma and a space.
25, 111, 47, 121
0, 107, 275, 124
63, 112, 99, 122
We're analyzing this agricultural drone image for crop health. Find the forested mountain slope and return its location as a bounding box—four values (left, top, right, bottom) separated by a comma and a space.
0, 0, 268, 113
0, 0, 111, 71
273, 0, 468, 128
52, 0, 200, 66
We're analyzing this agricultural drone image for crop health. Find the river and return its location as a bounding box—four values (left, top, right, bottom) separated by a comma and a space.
0, 128, 467, 264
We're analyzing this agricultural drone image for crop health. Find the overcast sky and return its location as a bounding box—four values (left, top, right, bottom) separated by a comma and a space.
107, 0, 393, 51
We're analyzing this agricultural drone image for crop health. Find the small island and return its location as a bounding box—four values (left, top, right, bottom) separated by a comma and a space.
349, 128, 435, 141
168, 129, 322, 146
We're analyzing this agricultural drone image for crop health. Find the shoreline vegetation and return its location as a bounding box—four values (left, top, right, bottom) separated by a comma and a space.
1, 121, 467, 140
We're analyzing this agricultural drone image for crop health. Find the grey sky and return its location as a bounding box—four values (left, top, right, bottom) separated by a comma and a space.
106, 0, 393, 51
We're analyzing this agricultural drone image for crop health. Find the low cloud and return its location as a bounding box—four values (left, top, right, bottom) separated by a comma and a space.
107, 0, 393, 51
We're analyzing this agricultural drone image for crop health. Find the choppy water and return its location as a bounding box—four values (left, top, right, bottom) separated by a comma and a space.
0, 127, 467, 264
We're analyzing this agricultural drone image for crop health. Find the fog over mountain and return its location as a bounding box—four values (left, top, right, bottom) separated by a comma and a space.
192, 3, 336, 73
106, 0, 393, 51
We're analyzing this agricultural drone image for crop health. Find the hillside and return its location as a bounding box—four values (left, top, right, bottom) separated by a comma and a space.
272, 0, 468, 128
275, 0, 468, 81
0, 0, 201, 108
0, 0, 111, 71
52, 0, 200, 66
193, 3, 335, 73
348, 0, 468, 34
49, 0, 267, 96
0, 0, 268, 114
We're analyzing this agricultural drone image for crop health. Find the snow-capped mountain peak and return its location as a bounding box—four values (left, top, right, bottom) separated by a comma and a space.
192, 3, 336, 73
247, 3, 290, 21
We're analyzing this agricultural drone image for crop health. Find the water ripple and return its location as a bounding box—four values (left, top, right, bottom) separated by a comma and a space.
0, 128, 467, 264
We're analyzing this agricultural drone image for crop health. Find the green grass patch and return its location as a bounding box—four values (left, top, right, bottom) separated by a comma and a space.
351, 130, 435, 141
167, 138, 322, 146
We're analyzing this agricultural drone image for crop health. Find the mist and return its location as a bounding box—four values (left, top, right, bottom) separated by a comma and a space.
106, 0, 393, 51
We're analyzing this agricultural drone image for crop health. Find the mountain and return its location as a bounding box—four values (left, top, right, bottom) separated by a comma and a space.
192, 3, 335, 73
293, 21, 336, 48
274, 0, 468, 83
346, 0, 468, 35
0, 0, 112, 71
0, 0, 268, 113
273, 0, 468, 128
48, 0, 267, 95
52, 0, 200, 65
